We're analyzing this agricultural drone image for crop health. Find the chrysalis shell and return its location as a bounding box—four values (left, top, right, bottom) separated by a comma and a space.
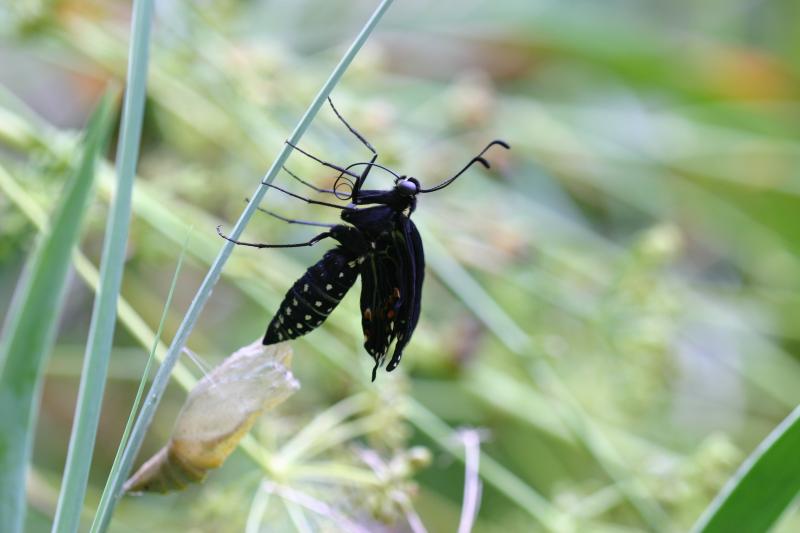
125, 340, 299, 493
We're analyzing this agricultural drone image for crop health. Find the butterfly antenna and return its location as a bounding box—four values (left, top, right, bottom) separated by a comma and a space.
419, 140, 510, 193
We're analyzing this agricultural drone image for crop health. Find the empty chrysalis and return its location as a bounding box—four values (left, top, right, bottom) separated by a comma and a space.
125, 340, 299, 493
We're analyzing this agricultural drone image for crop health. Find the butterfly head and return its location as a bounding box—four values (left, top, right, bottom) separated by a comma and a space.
394, 176, 420, 197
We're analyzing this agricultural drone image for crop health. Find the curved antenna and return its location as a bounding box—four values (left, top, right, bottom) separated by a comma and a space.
419, 140, 510, 193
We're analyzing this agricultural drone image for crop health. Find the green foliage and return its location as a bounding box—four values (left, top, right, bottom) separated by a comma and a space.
693, 406, 800, 533
0, 91, 116, 533
52, 1, 154, 531
91, 230, 190, 533
98, 0, 395, 528
1, 0, 799, 532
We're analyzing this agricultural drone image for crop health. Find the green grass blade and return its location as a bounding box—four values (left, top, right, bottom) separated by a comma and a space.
0, 97, 568, 531
0, 93, 566, 529
103, 0, 395, 520
90, 229, 191, 533
0, 91, 116, 533
692, 404, 800, 533
0, 162, 285, 486
51, 1, 155, 531
0, 164, 198, 393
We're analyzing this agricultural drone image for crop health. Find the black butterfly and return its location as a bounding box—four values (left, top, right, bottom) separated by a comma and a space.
219, 99, 509, 380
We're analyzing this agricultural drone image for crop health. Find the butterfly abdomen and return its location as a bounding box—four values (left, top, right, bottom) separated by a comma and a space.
263, 247, 360, 345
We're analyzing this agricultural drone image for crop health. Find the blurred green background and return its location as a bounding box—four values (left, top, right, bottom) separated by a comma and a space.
1, 0, 799, 531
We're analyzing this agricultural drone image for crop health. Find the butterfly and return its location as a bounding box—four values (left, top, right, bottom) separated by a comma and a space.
219, 98, 509, 380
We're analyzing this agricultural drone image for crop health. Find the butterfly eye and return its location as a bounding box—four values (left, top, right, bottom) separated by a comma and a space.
396, 177, 419, 196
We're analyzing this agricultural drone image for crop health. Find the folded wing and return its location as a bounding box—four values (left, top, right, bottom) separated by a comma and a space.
359, 217, 425, 379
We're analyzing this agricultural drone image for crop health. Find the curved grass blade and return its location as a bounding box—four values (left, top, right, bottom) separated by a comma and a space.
0, 76, 567, 530
103, 0, 395, 522
692, 405, 800, 533
89, 229, 190, 532
0, 111, 369, 496
51, 0, 155, 531
0, 163, 296, 493
0, 91, 116, 533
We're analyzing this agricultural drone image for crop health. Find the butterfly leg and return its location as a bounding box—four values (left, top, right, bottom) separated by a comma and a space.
262, 183, 350, 210
250, 202, 335, 228
327, 97, 377, 155
281, 166, 338, 195
217, 226, 331, 249
284, 141, 362, 181
284, 164, 357, 203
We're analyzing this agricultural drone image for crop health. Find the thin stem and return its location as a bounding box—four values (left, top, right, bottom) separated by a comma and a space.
397, 493, 428, 533
0, 93, 115, 533
276, 393, 370, 465
52, 0, 155, 530
457, 429, 483, 533
89, 229, 191, 533
284, 499, 314, 533
291, 414, 387, 463
264, 482, 370, 533
104, 0, 395, 524
408, 401, 568, 531
245, 481, 272, 533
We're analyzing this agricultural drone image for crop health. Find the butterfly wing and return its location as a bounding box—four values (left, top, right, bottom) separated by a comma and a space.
386, 217, 424, 372
264, 246, 360, 344
359, 216, 425, 379
359, 238, 396, 366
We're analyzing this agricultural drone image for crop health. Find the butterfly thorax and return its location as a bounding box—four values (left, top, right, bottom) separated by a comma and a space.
340, 203, 410, 239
